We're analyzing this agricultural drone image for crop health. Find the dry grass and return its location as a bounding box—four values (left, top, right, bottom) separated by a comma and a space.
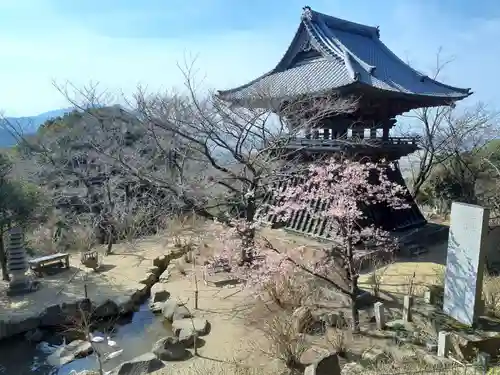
262, 275, 310, 312
154, 360, 292, 375
323, 327, 348, 354
255, 310, 309, 370
365, 258, 392, 298
358, 262, 446, 298
27, 219, 98, 255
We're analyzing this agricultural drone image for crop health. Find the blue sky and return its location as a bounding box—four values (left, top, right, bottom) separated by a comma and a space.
0, 0, 499, 116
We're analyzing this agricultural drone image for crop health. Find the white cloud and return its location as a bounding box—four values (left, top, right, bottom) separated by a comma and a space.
0, 1, 498, 117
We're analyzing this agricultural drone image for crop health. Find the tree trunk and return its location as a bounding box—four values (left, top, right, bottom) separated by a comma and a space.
346, 236, 360, 332
350, 294, 360, 333
0, 228, 9, 281
350, 275, 360, 333
240, 196, 256, 264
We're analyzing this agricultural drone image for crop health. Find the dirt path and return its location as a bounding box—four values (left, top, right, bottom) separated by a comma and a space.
149, 266, 286, 375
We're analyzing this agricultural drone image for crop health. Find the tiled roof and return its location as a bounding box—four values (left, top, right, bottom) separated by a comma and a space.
218, 7, 471, 107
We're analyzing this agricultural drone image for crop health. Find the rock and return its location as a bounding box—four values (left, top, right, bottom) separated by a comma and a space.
0, 316, 40, 339
112, 295, 134, 314
152, 336, 190, 361
178, 328, 197, 347
40, 304, 64, 326
153, 255, 169, 268
341, 362, 364, 374
94, 299, 119, 318
110, 352, 164, 375
25, 328, 44, 342
172, 318, 210, 337
148, 266, 162, 276
139, 272, 156, 285
204, 272, 240, 287
159, 264, 176, 282
46, 340, 93, 366
131, 284, 149, 302
300, 347, 331, 366
162, 300, 192, 321
292, 306, 313, 333
173, 305, 191, 320
448, 331, 500, 361
304, 353, 341, 375
150, 283, 170, 303
60, 300, 92, 318
149, 302, 165, 314
162, 300, 179, 320
361, 347, 387, 364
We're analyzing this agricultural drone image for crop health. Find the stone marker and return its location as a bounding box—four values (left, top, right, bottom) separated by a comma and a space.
403, 296, 412, 322
443, 202, 489, 326
477, 352, 491, 371
437, 331, 450, 358
374, 302, 385, 330
424, 289, 432, 304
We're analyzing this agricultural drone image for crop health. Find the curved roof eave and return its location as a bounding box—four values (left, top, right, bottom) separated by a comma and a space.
371, 37, 472, 98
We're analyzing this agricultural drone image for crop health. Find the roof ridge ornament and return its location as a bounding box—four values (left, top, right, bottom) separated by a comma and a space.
302, 6, 313, 21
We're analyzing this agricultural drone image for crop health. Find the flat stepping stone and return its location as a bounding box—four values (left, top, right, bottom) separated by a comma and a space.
204, 272, 240, 287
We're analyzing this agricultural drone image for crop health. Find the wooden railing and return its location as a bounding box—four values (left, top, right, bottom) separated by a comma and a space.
284, 136, 420, 148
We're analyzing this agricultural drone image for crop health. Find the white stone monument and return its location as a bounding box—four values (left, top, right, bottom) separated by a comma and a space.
443, 202, 489, 326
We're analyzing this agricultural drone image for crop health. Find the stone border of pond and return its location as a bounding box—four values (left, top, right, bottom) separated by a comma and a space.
0, 247, 192, 341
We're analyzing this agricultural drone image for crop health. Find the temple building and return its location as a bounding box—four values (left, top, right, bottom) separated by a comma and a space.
217, 7, 471, 237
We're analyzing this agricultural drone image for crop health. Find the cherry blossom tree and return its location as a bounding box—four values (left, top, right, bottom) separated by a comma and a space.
208, 156, 410, 332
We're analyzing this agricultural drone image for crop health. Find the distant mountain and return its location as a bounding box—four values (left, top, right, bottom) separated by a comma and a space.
0, 107, 74, 147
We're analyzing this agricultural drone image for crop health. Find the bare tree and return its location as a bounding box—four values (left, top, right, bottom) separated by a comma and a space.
400, 49, 499, 200
2, 106, 178, 255
414, 103, 499, 213
49, 63, 358, 264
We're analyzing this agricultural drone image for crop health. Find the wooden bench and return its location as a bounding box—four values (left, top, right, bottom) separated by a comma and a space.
28, 253, 70, 277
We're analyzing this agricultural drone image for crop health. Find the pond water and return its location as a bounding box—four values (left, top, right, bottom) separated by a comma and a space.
0, 302, 171, 375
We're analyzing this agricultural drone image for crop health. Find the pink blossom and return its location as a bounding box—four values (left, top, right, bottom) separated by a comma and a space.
206, 158, 408, 296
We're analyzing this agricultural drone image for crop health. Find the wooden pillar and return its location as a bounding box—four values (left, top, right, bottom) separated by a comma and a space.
370, 127, 377, 139
382, 126, 389, 140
